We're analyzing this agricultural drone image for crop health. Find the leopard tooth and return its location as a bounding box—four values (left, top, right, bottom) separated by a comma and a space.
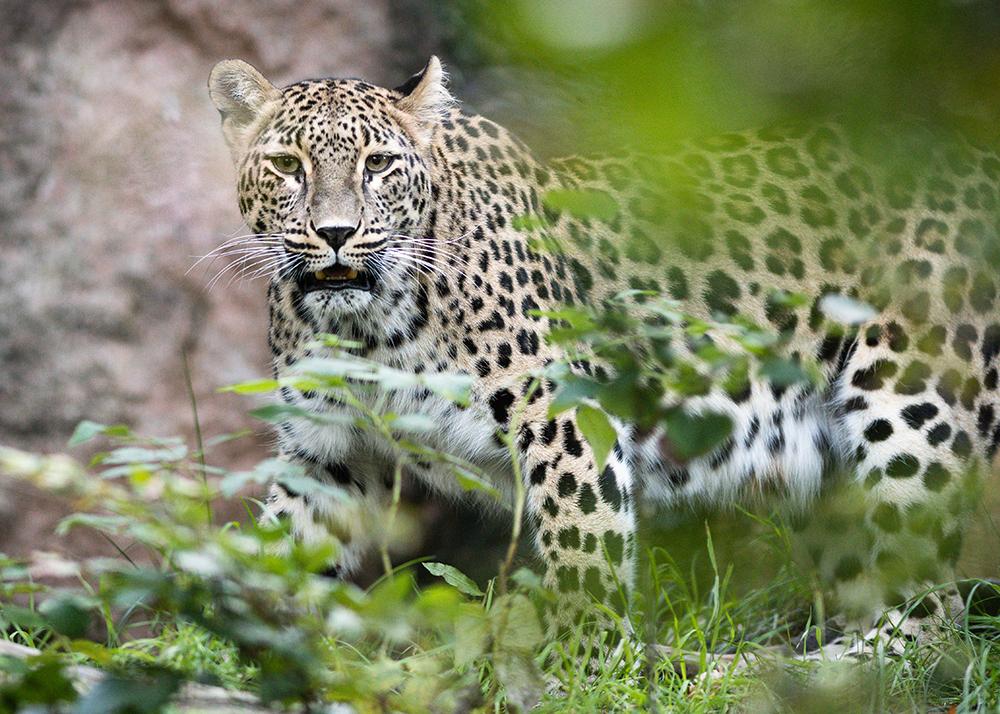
315, 271, 327, 280
346, 268, 358, 279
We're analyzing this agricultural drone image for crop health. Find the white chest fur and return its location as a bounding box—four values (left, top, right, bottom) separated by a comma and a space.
279, 383, 515, 505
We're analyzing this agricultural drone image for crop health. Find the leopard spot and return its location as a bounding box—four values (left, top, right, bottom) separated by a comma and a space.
851, 359, 898, 390
598, 465, 623, 511
901, 402, 938, 429
872, 503, 902, 532
558, 526, 581, 549
863, 419, 893, 442
577, 483, 597, 515
765, 145, 808, 178
703, 270, 742, 316
886, 453, 920, 478
894, 360, 931, 395
721, 154, 759, 188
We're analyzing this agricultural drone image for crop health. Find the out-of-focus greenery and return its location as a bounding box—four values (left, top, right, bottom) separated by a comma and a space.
0, 327, 995, 711
449, 0, 1000, 151
0, 422, 543, 711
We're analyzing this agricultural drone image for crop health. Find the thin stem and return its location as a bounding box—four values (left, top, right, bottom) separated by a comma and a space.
497, 377, 540, 596
381, 458, 404, 579
181, 349, 211, 526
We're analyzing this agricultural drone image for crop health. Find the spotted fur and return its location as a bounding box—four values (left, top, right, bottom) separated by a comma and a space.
209, 57, 1000, 642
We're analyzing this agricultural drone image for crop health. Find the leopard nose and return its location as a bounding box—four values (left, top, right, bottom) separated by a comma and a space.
315, 224, 357, 251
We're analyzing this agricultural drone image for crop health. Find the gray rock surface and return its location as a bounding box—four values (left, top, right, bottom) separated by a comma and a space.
0, 0, 443, 560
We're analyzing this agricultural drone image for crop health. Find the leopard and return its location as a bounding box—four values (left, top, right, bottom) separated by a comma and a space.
207, 55, 1000, 658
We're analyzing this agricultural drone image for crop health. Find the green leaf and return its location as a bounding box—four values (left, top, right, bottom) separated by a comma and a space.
74, 670, 180, 714
761, 357, 813, 387
453, 612, 489, 667
314, 333, 366, 350
490, 593, 543, 653
526, 233, 564, 254
423, 562, 484, 597
278, 472, 351, 501
767, 289, 811, 309
0, 605, 46, 629
493, 649, 544, 712
547, 376, 599, 417
662, 410, 733, 461
250, 403, 352, 427
386, 413, 437, 433
533, 307, 595, 330
39, 594, 94, 639
220, 458, 350, 500
219, 378, 279, 394
489, 593, 545, 708
668, 361, 713, 397
510, 213, 549, 232
576, 405, 617, 472
68, 421, 130, 447
101, 444, 187, 466
0, 655, 77, 708
56, 513, 129, 536
544, 188, 619, 221
451, 466, 501, 499
422, 372, 474, 406
818, 293, 878, 325
596, 373, 651, 426
68, 420, 106, 447
203, 430, 253, 447
510, 568, 556, 601
218, 458, 292, 496
68, 640, 118, 667
249, 404, 305, 423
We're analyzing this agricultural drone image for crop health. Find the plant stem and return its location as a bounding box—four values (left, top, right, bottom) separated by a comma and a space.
181, 349, 212, 525
381, 457, 404, 579
497, 377, 539, 596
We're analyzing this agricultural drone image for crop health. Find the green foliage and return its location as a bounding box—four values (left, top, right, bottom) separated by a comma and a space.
2, 330, 998, 710
0, 426, 546, 710
543, 189, 619, 222
424, 562, 485, 597
0, 654, 78, 712
575, 405, 616, 472
453, 0, 1000, 151
538, 288, 820, 464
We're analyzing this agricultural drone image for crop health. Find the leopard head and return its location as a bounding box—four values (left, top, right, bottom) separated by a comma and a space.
208, 57, 452, 318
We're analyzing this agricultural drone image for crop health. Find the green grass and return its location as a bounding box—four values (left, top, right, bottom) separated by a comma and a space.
1, 342, 999, 711
2, 435, 1000, 712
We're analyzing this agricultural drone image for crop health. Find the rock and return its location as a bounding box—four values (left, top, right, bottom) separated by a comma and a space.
0, 0, 439, 560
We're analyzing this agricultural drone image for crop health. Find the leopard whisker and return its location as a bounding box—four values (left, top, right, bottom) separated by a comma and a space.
383, 249, 457, 279
241, 256, 288, 283
208, 249, 281, 290
232, 251, 286, 285
188, 234, 284, 274
402, 245, 472, 269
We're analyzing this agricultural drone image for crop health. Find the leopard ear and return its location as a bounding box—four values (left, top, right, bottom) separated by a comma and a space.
394, 56, 454, 140
208, 59, 280, 155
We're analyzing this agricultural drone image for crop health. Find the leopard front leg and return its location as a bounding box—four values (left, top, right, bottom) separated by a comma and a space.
513, 401, 637, 630
262, 451, 391, 577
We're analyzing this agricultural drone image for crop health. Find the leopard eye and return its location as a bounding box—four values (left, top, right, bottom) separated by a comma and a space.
364, 153, 393, 173
270, 154, 302, 174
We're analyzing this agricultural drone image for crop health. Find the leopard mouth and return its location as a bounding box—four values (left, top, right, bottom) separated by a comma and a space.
298, 264, 374, 293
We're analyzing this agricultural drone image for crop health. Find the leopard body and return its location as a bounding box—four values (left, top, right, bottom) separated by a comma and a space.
208, 56, 1000, 639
